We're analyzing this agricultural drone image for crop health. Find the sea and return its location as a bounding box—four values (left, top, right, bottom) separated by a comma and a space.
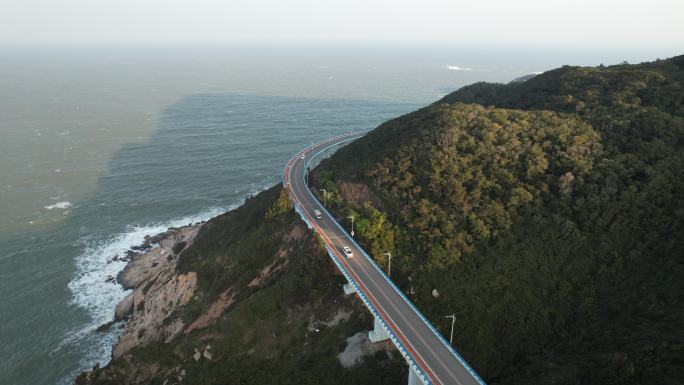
0, 44, 673, 385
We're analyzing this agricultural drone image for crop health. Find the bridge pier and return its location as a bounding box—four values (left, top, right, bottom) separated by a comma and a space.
342, 281, 356, 295
408, 365, 421, 385
368, 316, 390, 343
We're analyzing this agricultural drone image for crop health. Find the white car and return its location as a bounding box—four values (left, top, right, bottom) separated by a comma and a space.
314, 209, 322, 219
343, 246, 354, 258
300, 154, 306, 159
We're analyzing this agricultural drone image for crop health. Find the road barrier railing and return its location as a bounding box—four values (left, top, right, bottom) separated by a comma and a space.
284, 132, 487, 385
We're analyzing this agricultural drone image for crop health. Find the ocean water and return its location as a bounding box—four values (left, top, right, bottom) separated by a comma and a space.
0, 45, 673, 385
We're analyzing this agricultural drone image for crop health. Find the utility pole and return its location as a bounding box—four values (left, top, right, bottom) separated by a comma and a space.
445, 314, 456, 345
348, 215, 355, 237
384, 252, 392, 277
320, 188, 327, 206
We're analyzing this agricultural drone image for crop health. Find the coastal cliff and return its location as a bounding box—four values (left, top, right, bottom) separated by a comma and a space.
76, 186, 403, 385
110, 224, 200, 358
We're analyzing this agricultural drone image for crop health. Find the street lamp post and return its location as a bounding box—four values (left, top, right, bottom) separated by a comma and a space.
445, 314, 456, 345
384, 252, 392, 277
348, 215, 355, 237
320, 188, 327, 207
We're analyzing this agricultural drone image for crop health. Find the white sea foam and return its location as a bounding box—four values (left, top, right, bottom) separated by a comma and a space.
446, 65, 473, 71
68, 205, 228, 323
45, 201, 72, 210
60, 185, 273, 383
56, 206, 224, 380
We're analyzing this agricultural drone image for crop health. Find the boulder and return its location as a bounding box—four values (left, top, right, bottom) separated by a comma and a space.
115, 292, 135, 321
96, 320, 115, 332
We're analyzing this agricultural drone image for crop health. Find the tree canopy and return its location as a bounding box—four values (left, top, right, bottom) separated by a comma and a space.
313, 55, 684, 384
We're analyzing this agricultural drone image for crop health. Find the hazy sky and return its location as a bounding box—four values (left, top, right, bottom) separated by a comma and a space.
1, 0, 682, 48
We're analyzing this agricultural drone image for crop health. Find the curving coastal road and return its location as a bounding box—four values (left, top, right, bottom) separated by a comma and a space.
283, 132, 486, 385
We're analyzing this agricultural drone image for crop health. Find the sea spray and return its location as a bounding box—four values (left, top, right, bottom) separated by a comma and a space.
61, 206, 226, 380
59, 182, 275, 383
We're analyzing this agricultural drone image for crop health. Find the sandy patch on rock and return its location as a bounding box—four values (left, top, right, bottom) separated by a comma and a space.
337, 331, 388, 368
185, 288, 236, 333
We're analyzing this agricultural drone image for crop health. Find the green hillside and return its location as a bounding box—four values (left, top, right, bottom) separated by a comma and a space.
312, 55, 684, 384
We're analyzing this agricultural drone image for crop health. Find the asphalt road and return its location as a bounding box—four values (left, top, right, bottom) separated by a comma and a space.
283, 133, 485, 385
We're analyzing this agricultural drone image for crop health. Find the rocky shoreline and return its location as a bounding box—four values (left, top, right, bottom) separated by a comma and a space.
74, 185, 402, 385
95, 222, 204, 359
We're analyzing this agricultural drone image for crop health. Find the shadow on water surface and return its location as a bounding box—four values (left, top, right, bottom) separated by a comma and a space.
0, 93, 420, 385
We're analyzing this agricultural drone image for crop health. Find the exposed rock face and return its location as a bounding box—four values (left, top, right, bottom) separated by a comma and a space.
336, 180, 382, 209
248, 249, 287, 288
117, 226, 199, 289
113, 272, 197, 358
115, 292, 135, 321
185, 224, 307, 334
110, 224, 201, 358
184, 287, 235, 333
337, 331, 389, 368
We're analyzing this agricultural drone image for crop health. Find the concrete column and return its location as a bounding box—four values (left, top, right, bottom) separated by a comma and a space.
368, 316, 390, 343
408, 365, 421, 385
343, 281, 356, 295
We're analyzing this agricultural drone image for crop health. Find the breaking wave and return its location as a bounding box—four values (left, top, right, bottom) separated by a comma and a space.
45, 201, 72, 210
446, 65, 473, 71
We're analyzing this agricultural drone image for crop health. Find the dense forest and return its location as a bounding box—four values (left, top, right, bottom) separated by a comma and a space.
312, 55, 684, 384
